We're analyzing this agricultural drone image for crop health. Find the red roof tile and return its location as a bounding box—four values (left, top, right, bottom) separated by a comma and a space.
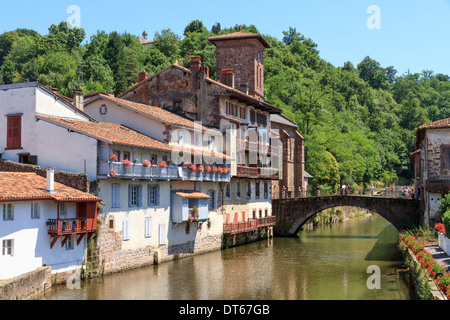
0, 172, 101, 202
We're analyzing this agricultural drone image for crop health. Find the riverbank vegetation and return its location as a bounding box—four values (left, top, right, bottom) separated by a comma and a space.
1, 21, 448, 191
310, 207, 368, 227
400, 231, 449, 300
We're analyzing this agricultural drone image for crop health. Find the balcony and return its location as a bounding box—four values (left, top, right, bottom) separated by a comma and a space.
223, 216, 276, 234
98, 162, 231, 182
236, 165, 279, 179
236, 139, 278, 156
180, 167, 231, 182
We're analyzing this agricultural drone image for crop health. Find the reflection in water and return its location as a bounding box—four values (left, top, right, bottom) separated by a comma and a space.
37, 214, 411, 300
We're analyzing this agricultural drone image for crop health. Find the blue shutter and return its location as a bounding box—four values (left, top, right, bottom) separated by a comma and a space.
112, 183, 120, 208
155, 185, 160, 206
128, 184, 132, 207
137, 185, 143, 207
145, 217, 152, 238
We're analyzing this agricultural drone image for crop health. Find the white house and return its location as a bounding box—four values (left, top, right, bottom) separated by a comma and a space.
0, 170, 100, 280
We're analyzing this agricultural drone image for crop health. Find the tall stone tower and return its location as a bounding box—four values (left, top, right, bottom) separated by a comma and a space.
208, 32, 271, 102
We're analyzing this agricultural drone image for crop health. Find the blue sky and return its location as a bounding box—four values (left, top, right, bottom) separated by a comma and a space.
1, 0, 450, 76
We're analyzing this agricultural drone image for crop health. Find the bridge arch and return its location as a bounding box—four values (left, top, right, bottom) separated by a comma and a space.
272, 196, 422, 237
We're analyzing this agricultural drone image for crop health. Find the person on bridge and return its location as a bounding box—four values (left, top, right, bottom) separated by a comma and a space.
341, 184, 346, 196
317, 184, 321, 196
370, 184, 375, 196
391, 185, 394, 198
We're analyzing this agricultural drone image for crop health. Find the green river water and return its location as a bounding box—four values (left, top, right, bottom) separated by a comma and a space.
37, 214, 412, 300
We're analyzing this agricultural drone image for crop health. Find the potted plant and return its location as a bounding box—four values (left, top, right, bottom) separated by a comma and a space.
109, 154, 118, 162
110, 168, 118, 177
133, 158, 138, 164
197, 165, 204, 172
188, 164, 197, 171
435, 223, 446, 251
141, 160, 151, 168
204, 165, 212, 172
122, 159, 132, 167
158, 161, 168, 168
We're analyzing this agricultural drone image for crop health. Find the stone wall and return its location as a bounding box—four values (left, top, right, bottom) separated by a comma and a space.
0, 266, 51, 300
92, 215, 222, 276
0, 159, 89, 192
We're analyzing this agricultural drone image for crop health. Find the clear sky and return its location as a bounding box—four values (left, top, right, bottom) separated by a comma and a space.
1, 0, 450, 76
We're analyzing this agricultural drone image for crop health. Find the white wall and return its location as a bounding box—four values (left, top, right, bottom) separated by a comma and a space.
0, 200, 86, 280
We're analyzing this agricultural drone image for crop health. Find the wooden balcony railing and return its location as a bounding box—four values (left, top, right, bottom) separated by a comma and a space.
47, 218, 97, 235
236, 165, 279, 179
223, 216, 276, 234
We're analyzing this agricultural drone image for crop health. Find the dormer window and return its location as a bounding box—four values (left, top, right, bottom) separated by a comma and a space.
99, 104, 107, 115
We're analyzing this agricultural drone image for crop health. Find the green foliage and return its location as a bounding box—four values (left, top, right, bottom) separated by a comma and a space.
1, 20, 449, 190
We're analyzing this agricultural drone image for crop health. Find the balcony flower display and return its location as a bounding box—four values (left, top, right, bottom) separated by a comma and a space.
218, 167, 224, 174
196, 165, 204, 172
188, 164, 197, 171
158, 161, 168, 168
141, 160, 151, 168
192, 206, 199, 214
110, 169, 118, 177
122, 159, 132, 167
133, 158, 138, 163
204, 165, 212, 172
435, 223, 446, 234
223, 167, 230, 173
179, 162, 186, 167
211, 166, 218, 173
109, 154, 118, 162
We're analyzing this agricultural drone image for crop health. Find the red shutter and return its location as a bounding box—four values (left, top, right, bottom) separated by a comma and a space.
7, 116, 21, 149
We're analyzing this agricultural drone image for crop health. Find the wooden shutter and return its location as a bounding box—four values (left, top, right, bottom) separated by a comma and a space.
7, 115, 21, 149
137, 185, 143, 207
145, 217, 152, 238
112, 183, 120, 208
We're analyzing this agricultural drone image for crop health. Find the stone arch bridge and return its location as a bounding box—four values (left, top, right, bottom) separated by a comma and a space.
272, 196, 422, 237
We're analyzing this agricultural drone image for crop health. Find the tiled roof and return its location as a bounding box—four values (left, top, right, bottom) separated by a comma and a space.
36, 114, 174, 152
89, 94, 220, 134
208, 32, 271, 48
172, 190, 211, 199
416, 117, 450, 147
0, 172, 101, 202
36, 114, 231, 160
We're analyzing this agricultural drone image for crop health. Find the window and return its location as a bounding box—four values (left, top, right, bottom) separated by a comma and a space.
2, 239, 13, 256
441, 145, 450, 168
122, 220, 130, 241
112, 183, 120, 208
236, 182, 241, 199
264, 183, 269, 199
2, 203, 13, 221
225, 184, 230, 199
59, 203, 67, 217
148, 184, 159, 206
123, 151, 130, 161
151, 154, 158, 165
113, 150, 121, 162
6, 115, 22, 149
145, 217, 152, 238
207, 190, 215, 209
209, 136, 215, 151
159, 224, 165, 245
129, 184, 142, 207
99, 104, 107, 115
178, 131, 184, 147
247, 182, 252, 198
255, 182, 260, 199
65, 236, 74, 250
31, 202, 40, 219
250, 110, 256, 123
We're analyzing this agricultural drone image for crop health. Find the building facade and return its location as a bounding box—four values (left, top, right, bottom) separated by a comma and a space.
412, 117, 450, 226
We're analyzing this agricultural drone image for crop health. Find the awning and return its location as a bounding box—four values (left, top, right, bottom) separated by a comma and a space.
172, 190, 211, 199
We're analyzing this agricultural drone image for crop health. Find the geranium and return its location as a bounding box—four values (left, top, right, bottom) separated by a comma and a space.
122, 159, 132, 167
204, 165, 212, 172
211, 166, 218, 173
435, 223, 446, 234
110, 169, 117, 177
188, 164, 197, 171
133, 158, 138, 163
141, 160, 151, 167
196, 165, 204, 172
158, 161, 168, 168
109, 154, 118, 162
218, 167, 224, 174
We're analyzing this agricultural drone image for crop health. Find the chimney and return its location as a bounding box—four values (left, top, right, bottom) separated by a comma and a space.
221, 69, 235, 88
139, 69, 149, 82
46, 167, 55, 193
72, 89, 84, 111
142, 31, 148, 40
190, 56, 202, 73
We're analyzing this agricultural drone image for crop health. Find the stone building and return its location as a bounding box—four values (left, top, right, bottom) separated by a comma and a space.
412, 117, 450, 226
118, 31, 289, 245
270, 113, 305, 198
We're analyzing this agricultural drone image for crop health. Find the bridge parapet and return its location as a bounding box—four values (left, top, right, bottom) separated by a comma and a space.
272, 196, 422, 237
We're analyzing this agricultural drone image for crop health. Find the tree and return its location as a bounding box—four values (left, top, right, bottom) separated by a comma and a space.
184, 20, 205, 36
357, 56, 389, 90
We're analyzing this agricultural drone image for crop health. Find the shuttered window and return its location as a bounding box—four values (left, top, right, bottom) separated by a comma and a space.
148, 184, 160, 206
6, 115, 22, 149
158, 224, 165, 245
145, 217, 152, 238
128, 184, 142, 207
112, 183, 120, 208
122, 220, 130, 241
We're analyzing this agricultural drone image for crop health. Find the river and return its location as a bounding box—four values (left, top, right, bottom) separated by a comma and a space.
36, 213, 412, 300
